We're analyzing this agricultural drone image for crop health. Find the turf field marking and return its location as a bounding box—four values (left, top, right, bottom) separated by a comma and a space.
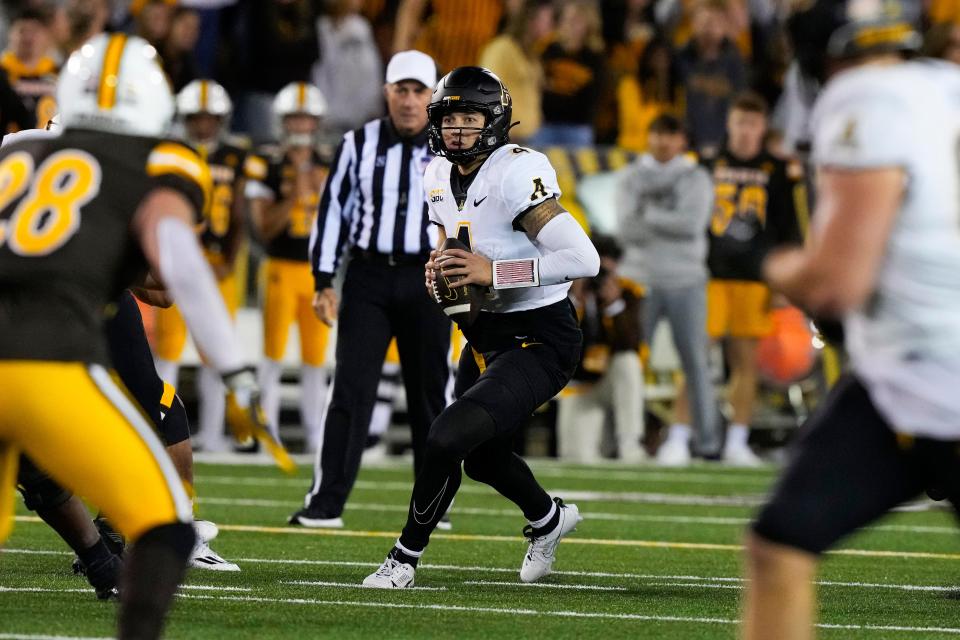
195, 475, 768, 506
179, 585, 253, 592
0, 634, 112, 640
7, 547, 957, 594
462, 580, 627, 592
174, 593, 960, 634
195, 496, 953, 535
281, 580, 446, 591
10, 517, 960, 560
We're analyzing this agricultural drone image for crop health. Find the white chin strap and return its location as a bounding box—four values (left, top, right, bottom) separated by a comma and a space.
284, 133, 315, 148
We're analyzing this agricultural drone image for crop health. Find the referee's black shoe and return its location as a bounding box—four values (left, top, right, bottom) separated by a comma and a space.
288, 506, 344, 528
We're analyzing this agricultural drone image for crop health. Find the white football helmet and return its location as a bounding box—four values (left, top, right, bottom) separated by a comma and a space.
273, 82, 327, 147
57, 33, 174, 137
273, 82, 327, 119
177, 79, 232, 118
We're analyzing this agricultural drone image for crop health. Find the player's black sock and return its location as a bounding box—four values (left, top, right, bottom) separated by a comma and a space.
388, 546, 420, 568
118, 522, 195, 640
76, 537, 113, 569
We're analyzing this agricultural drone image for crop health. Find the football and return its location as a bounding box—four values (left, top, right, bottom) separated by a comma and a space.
432, 237, 483, 327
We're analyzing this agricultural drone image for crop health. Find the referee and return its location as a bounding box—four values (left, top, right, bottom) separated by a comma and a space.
289, 51, 451, 528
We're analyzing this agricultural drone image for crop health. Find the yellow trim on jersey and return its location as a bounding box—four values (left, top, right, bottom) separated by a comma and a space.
160, 381, 176, 410
471, 347, 486, 374
199, 80, 209, 110
296, 83, 306, 109
0, 52, 58, 83
146, 142, 213, 211
97, 34, 127, 110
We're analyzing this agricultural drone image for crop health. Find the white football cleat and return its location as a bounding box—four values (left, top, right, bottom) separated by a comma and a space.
519, 498, 581, 583
722, 443, 763, 467
190, 539, 240, 572
193, 520, 219, 544
362, 556, 416, 589
655, 437, 691, 467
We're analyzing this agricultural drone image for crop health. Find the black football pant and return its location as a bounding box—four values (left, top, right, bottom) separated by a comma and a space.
303, 257, 450, 516
398, 299, 583, 552
753, 375, 960, 554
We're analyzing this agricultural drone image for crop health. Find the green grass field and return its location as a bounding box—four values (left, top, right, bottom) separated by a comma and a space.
3, 458, 960, 639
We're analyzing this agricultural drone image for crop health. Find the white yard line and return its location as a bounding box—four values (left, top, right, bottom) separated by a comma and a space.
192, 496, 952, 535
281, 580, 446, 591
0, 634, 112, 640
462, 580, 627, 592
179, 585, 253, 592
172, 592, 960, 634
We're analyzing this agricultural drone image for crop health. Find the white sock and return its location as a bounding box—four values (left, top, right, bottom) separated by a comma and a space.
528, 500, 557, 529
258, 358, 284, 440
668, 424, 692, 444
395, 539, 423, 558
154, 358, 180, 388
198, 365, 226, 450
300, 365, 329, 450
726, 423, 750, 448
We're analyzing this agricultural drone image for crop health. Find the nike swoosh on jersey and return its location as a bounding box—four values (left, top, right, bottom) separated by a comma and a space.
521, 341, 542, 348
473, 196, 487, 207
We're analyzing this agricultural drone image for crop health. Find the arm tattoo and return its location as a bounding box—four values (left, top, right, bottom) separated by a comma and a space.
519, 198, 566, 238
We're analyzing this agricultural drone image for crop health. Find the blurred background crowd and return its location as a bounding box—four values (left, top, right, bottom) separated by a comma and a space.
0, 0, 956, 465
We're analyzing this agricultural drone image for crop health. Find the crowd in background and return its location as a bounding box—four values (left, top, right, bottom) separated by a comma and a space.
1, 0, 958, 465
1, 0, 956, 151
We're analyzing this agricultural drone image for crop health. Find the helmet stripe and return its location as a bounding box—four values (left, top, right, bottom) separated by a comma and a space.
297, 83, 306, 109
97, 34, 127, 110
199, 80, 208, 110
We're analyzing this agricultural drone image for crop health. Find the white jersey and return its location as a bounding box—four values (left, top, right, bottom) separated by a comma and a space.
811, 59, 960, 439
425, 144, 569, 313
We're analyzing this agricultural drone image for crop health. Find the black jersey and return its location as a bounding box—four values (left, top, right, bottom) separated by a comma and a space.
198, 142, 264, 257
0, 128, 210, 363
702, 149, 802, 281
259, 150, 328, 261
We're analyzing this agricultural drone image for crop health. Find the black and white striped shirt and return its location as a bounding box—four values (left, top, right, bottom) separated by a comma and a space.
309, 117, 437, 290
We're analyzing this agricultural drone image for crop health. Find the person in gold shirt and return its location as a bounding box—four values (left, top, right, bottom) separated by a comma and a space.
246, 82, 332, 452
393, 0, 503, 71
1, 9, 59, 129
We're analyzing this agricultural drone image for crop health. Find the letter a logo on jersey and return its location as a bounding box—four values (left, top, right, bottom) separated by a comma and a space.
530, 177, 548, 201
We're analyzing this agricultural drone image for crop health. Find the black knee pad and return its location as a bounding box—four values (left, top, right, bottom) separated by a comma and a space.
16, 455, 72, 512
425, 400, 495, 462
159, 393, 190, 446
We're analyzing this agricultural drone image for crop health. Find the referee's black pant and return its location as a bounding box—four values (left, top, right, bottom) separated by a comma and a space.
303, 254, 451, 517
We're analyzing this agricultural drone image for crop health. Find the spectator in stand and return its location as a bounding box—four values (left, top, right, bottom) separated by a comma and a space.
134, 0, 174, 49
478, 0, 554, 144
924, 21, 960, 65
557, 235, 646, 464
617, 114, 719, 465
393, 0, 503, 72
312, 0, 384, 138
675, 0, 745, 154
0, 67, 33, 133
233, 0, 319, 144
162, 7, 201, 92
533, 0, 605, 147
616, 35, 683, 152
0, 8, 58, 128
52, 0, 110, 57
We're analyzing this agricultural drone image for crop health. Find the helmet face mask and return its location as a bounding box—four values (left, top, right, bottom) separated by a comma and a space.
427, 67, 512, 165
184, 113, 224, 146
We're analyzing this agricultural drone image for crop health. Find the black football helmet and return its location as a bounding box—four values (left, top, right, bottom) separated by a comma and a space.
427, 66, 512, 165
788, 0, 921, 84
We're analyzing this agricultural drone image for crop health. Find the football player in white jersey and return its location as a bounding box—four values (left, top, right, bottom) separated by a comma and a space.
743, 2, 960, 637
362, 67, 600, 588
